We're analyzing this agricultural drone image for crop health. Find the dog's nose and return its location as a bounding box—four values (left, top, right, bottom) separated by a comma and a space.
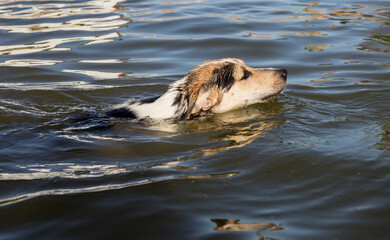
278, 69, 288, 81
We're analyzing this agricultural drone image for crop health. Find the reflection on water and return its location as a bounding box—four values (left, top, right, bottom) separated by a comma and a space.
0, 80, 117, 90
197, 118, 283, 159
0, 32, 121, 55
62, 69, 125, 80
358, 33, 390, 54
0, 163, 128, 181
211, 219, 283, 240
297, 2, 389, 23
304, 44, 329, 52
0, 178, 152, 207
0, 0, 128, 58
184, 172, 240, 179
0, 15, 129, 33
0, 59, 61, 67
378, 124, 390, 153
1, 0, 387, 56
168, 101, 287, 160
0, 0, 126, 19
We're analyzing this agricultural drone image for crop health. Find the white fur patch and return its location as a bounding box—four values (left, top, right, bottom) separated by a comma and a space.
130, 91, 178, 119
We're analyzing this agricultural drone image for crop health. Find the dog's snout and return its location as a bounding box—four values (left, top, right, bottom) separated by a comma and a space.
278, 69, 288, 81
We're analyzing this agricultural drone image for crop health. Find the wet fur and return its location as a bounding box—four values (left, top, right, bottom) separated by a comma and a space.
107, 58, 287, 121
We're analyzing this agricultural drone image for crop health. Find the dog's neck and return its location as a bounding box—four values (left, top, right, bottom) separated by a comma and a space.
129, 90, 180, 120
119, 78, 189, 120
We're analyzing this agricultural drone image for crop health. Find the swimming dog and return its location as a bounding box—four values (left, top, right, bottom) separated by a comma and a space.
107, 58, 287, 121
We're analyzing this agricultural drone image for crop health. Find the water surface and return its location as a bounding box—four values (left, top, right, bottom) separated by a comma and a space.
0, 0, 389, 239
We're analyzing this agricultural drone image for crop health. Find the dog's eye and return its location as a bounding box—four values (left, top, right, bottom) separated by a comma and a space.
241, 70, 252, 80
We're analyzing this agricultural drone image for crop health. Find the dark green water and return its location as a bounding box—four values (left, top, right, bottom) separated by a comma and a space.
0, 0, 389, 239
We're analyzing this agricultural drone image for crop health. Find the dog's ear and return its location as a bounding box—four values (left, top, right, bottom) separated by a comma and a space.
211, 63, 236, 91
180, 62, 235, 120
187, 86, 221, 119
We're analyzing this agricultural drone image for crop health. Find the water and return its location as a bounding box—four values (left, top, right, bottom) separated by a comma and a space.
0, 0, 389, 239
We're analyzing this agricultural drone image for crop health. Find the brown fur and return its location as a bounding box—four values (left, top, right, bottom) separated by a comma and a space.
179, 58, 287, 119
108, 58, 287, 121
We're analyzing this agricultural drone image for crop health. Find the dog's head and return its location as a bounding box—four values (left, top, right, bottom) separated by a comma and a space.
173, 58, 287, 120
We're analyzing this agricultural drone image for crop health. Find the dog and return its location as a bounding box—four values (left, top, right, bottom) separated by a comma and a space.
106, 58, 287, 121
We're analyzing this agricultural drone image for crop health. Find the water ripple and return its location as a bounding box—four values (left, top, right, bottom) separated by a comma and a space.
0, 179, 152, 207
0, 0, 126, 19
0, 0, 389, 239
0, 32, 121, 55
